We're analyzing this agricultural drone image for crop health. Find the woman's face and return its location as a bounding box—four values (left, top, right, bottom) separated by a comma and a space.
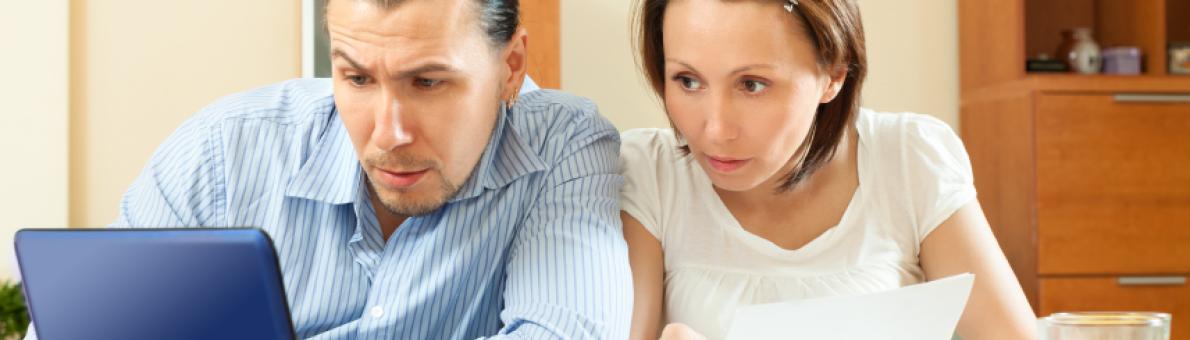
662, 0, 844, 192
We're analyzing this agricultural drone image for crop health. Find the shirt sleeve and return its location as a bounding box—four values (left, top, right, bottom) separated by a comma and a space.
110, 105, 227, 228
618, 129, 666, 241
487, 104, 633, 339
900, 113, 978, 245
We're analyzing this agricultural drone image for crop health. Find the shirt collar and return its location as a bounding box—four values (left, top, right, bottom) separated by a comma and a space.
284, 109, 361, 205
285, 103, 546, 205
448, 103, 547, 203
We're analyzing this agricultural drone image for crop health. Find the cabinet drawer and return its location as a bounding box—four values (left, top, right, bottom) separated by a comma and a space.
1035, 93, 1190, 275
1040, 276, 1190, 340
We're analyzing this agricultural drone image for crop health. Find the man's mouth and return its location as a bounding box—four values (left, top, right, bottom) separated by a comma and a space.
374, 168, 429, 189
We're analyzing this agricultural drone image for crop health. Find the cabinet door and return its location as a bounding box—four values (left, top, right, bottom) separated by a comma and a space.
1035, 93, 1190, 275
1040, 276, 1189, 340
521, 0, 559, 89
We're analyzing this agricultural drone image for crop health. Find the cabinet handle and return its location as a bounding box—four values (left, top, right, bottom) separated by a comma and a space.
1117, 276, 1187, 286
1113, 94, 1190, 103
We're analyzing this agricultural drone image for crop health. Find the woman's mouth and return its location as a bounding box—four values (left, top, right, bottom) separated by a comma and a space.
705, 155, 751, 173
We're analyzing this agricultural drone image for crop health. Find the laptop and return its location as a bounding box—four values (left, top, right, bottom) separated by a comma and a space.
15, 228, 297, 340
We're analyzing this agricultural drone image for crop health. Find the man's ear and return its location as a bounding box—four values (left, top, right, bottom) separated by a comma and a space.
500, 27, 530, 101
819, 65, 848, 103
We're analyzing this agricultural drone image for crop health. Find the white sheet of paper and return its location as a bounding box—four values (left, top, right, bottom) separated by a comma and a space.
724, 273, 975, 340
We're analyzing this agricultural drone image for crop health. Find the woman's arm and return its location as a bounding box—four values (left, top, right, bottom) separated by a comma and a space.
920, 200, 1037, 340
624, 212, 667, 340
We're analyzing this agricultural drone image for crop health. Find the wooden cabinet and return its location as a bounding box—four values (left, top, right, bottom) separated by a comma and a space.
1041, 277, 1190, 339
961, 1, 1190, 339
521, 0, 560, 89
1035, 94, 1190, 275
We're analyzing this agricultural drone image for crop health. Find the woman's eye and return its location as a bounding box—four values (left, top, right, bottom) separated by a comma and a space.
414, 77, 443, 89
346, 75, 370, 87
674, 75, 703, 91
741, 79, 768, 94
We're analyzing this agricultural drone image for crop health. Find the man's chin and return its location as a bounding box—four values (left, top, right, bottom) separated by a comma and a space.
382, 203, 443, 217
370, 176, 464, 217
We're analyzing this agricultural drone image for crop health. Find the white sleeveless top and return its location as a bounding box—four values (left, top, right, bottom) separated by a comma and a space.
619, 109, 977, 339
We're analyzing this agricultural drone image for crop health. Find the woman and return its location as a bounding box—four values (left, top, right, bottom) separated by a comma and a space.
619, 0, 1037, 339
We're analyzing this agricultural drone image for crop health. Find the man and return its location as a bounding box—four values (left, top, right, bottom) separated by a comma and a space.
27, 0, 631, 338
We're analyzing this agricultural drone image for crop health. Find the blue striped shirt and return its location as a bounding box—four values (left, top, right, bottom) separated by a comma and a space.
29, 79, 632, 339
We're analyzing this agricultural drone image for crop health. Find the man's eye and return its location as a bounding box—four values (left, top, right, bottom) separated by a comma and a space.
346, 75, 370, 87
415, 78, 443, 89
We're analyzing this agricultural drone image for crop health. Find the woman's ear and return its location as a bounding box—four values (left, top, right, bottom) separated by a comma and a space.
819, 65, 848, 103
500, 27, 530, 102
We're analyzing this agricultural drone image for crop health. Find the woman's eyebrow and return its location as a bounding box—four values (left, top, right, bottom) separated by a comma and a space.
665, 58, 776, 76
729, 64, 776, 75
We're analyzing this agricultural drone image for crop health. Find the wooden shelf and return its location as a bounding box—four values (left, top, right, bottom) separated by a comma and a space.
962, 0, 1190, 91
961, 74, 1190, 105
1024, 74, 1190, 93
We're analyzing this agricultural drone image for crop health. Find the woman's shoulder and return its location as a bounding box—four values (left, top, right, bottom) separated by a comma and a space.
619, 128, 689, 174
621, 127, 680, 154
856, 108, 968, 168
854, 108, 976, 244
856, 108, 957, 142
618, 128, 697, 239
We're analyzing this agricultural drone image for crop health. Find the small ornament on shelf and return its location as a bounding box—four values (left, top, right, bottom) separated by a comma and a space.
1026, 53, 1069, 73
1170, 42, 1190, 75
1102, 47, 1142, 75
1056, 28, 1102, 74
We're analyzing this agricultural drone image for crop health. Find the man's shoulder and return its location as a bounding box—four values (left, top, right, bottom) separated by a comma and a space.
194, 78, 336, 126
514, 89, 598, 116
159, 78, 341, 188
508, 90, 618, 160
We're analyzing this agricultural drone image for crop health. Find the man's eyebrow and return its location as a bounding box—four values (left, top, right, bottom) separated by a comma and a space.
394, 63, 458, 79
330, 48, 457, 78
330, 48, 366, 71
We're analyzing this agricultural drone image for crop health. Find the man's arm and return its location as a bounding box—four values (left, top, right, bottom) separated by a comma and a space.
487, 114, 633, 339
111, 108, 226, 228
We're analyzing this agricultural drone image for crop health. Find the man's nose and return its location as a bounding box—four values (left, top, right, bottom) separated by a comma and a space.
372, 95, 415, 151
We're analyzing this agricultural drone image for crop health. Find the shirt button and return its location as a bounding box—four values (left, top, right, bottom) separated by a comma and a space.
370, 306, 384, 318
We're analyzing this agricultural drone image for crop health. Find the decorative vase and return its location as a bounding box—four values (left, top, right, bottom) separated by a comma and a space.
1056, 28, 1102, 74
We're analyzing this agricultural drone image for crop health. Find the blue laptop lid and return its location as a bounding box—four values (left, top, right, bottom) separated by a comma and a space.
15, 228, 296, 340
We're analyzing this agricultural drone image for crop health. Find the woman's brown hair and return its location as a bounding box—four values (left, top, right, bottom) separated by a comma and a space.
634, 0, 868, 192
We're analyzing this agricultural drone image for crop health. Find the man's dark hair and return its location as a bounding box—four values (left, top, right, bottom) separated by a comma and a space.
328, 0, 520, 47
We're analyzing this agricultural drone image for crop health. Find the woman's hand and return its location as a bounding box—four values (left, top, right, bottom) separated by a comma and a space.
659, 323, 709, 340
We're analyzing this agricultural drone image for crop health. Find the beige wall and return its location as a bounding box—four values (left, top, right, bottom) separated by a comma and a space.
0, 0, 71, 280
859, 0, 959, 128
561, 0, 669, 131
562, 0, 960, 130
69, 0, 301, 227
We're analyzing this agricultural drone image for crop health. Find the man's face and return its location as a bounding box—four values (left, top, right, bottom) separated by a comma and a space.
327, 0, 513, 217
